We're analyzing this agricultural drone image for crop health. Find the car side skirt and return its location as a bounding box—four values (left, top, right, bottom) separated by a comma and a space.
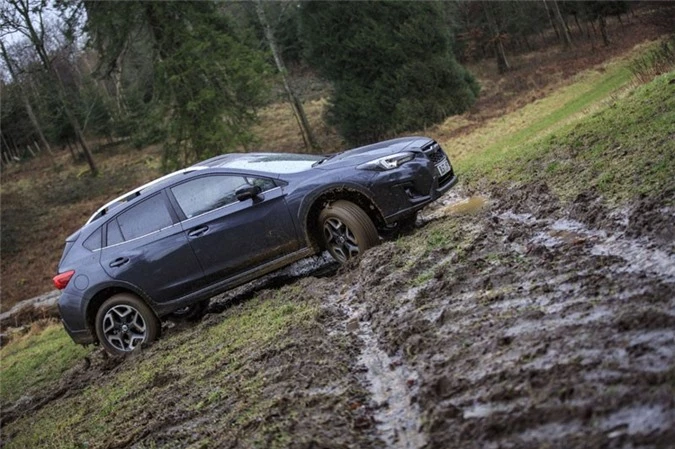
153, 247, 315, 316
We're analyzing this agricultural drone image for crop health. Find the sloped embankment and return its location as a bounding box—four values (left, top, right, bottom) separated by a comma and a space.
2, 73, 674, 448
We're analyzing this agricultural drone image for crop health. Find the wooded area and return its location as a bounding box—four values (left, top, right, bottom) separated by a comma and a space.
0, 0, 669, 172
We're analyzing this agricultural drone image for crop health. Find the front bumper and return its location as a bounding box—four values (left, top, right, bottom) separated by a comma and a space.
368, 153, 458, 225
382, 173, 458, 224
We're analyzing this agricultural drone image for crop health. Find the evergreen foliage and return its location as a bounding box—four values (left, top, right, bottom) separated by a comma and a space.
85, 1, 271, 170
300, 1, 479, 145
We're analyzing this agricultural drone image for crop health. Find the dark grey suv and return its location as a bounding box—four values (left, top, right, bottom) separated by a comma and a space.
54, 136, 457, 355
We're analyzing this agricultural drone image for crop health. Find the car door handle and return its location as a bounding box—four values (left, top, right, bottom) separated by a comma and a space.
109, 257, 130, 268
188, 226, 209, 237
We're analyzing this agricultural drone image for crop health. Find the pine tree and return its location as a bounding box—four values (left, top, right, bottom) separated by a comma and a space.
85, 1, 271, 169
300, 1, 479, 146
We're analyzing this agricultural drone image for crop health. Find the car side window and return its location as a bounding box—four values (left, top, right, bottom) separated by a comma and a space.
245, 176, 277, 192
171, 175, 275, 219
83, 226, 102, 251
115, 193, 174, 241
107, 219, 124, 246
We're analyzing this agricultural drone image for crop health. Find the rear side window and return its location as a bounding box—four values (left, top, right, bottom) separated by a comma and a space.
107, 220, 124, 246
115, 193, 173, 241
83, 227, 102, 251
171, 175, 246, 219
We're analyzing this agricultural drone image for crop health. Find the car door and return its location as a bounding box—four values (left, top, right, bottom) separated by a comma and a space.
100, 191, 205, 304
168, 174, 299, 286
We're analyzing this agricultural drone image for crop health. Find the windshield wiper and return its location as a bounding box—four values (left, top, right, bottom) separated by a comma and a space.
312, 153, 340, 167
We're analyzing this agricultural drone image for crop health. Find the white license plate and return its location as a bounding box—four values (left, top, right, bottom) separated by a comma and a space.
436, 158, 451, 176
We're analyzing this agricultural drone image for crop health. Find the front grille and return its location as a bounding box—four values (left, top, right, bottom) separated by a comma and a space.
422, 142, 454, 186
427, 149, 446, 165
422, 142, 446, 164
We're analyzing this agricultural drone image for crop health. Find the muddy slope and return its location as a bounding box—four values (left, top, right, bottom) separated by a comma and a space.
334, 184, 675, 449
3, 182, 674, 448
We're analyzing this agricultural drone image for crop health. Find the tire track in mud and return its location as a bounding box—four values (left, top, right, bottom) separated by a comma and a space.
331, 287, 427, 449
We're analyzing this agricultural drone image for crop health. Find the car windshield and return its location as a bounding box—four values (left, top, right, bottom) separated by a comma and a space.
217, 154, 323, 174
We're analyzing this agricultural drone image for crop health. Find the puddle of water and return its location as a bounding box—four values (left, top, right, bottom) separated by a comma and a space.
522, 215, 675, 282
440, 196, 488, 216
498, 210, 538, 224
462, 401, 516, 419
421, 195, 489, 222
337, 288, 427, 449
520, 420, 583, 442
591, 238, 675, 282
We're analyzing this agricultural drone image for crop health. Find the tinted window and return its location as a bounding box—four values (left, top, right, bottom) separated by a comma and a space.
171, 175, 245, 219
246, 177, 277, 192
83, 227, 102, 251
107, 219, 124, 246
116, 194, 173, 241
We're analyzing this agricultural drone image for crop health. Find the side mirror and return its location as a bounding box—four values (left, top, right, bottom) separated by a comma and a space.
235, 184, 262, 202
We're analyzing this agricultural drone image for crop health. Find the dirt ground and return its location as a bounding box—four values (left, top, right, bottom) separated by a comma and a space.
3, 180, 673, 448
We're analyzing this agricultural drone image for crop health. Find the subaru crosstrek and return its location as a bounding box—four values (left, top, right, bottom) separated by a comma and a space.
54, 136, 457, 355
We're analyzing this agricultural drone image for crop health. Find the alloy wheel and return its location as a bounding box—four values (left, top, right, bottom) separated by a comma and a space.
102, 305, 147, 352
323, 217, 360, 262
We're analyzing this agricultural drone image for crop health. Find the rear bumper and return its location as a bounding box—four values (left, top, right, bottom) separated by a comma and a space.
58, 291, 95, 345
61, 318, 95, 345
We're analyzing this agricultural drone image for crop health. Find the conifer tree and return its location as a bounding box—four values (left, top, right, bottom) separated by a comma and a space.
300, 1, 479, 145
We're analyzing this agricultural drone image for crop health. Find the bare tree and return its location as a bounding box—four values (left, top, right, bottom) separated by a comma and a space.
551, 0, 573, 49
1, 0, 98, 175
0, 39, 53, 156
483, 1, 510, 74
255, 0, 318, 151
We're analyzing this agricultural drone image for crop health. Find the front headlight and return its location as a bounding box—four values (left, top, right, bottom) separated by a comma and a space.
357, 152, 415, 171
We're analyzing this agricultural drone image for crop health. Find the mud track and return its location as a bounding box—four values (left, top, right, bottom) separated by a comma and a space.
3, 182, 674, 448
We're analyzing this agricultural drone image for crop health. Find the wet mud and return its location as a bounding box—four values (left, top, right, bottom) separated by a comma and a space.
3, 182, 674, 448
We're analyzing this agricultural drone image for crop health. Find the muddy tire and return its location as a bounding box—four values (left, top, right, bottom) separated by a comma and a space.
166, 299, 209, 323
319, 200, 379, 263
95, 293, 160, 356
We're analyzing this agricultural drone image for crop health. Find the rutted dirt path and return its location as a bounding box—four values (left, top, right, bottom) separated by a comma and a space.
2, 182, 674, 448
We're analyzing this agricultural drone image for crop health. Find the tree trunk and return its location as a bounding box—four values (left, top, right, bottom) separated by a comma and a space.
599, 16, 610, 46
10, 0, 98, 175
574, 14, 583, 36
483, 2, 510, 74
0, 40, 53, 156
552, 0, 573, 49
543, 0, 560, 41
255, 0, 318, 151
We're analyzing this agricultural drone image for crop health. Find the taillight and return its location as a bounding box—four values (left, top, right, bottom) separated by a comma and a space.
53, 270, 75, 290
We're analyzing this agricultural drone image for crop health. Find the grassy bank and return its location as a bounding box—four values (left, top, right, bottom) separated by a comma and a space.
458, 69, 674, 203
3, 289, 322, 448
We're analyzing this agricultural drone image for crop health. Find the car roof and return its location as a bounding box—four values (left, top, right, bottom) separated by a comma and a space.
85, 166, 209, 224
85, 153, 322, 225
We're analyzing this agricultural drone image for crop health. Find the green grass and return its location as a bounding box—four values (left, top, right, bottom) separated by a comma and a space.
461, 70, 675, 203
0, 323, 91, 404
3, 290, 318, 449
